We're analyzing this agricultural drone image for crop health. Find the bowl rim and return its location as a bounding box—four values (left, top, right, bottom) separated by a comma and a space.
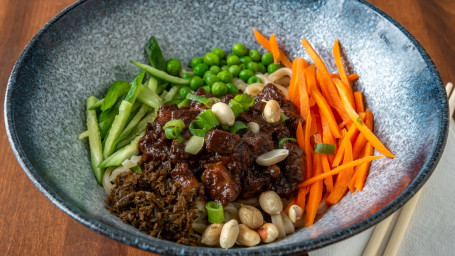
4, 0, 449, 254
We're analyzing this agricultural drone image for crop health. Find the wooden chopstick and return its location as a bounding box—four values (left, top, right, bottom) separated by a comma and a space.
362, 82, 454, 256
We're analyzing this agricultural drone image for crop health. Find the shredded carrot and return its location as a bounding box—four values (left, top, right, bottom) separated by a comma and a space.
354, 142, 374, 191
297, 59, 310, 120
304, 110, 313, 180
331, 116, 361, 167
296, 187, 308, 211
301, 39, 350, 122
288, 58, 301, 107
335, 82, 395, 158
348, 170, 358, 193
305, 153, 323, 227
320, 154, 333, 192
270, 34, 281, 65
326, 137, 353, 205
354, 91, 365, 113
348, 73, 359, 82
252, 29, 293, 68
333, 40, 355, 109
297, 155, 384, 188
307, 65, 342, 138
296, 123, 305, 149
352, 110, 373, 159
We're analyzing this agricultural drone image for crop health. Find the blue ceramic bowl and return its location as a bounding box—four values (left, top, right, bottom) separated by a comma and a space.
5, 0, 449, 255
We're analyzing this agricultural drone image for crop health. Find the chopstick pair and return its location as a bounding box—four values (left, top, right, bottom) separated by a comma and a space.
362, 82, 455, 256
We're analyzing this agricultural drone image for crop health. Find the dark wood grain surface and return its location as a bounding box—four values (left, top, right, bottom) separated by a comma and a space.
0, 0, 453, 255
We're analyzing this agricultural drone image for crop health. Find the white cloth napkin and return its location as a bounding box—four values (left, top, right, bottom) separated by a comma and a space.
311, 119, 455, 256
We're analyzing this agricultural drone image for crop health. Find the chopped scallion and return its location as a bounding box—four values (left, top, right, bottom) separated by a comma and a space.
186, 93, 218, 107
224, 121, 249, 134
314, 143, 336, 155
184, 135, 205, 155
278, 137, 297, 148
205, 201, 225, 224
280, 112, 289, 123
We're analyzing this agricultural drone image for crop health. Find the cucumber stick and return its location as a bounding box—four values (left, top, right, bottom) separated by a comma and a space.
130, 60, 189, 85
116, 111, 157, 149
99, 133, 144, 168
116, 104, 149, 144
102, 100, 132, 158
86, 96, 104, 184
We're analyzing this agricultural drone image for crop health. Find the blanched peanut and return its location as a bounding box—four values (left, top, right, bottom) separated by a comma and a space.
219, 219, 239, 249
238, 205, 264, 229
263, 100, 281, 123
288, 205, 303, 223
236, 224, 261, 247
281, 211, 295, 235
259, 191, 283, 215
201, 223, 223, 246
257, 223, 279, 243
256, 149, 289, 166
247, 122, 260, 133
271, 214, 286, 239
212, 102, 235, 126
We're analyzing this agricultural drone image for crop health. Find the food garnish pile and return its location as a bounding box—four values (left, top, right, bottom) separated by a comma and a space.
79, 29, 394, 248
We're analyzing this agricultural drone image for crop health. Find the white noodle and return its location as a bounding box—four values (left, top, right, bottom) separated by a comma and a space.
179, 66, 193, 76
110, 166, 130, 183
244, 83, 265, 96
267, 68, 292, 84
102, 167, 115, 194
232, 78, 248, 92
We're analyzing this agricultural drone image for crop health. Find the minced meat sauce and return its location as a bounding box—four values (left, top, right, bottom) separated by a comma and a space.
106, 84, 305, 245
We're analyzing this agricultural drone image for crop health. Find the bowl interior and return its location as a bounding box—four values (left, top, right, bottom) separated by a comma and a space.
5, 0, 447, 254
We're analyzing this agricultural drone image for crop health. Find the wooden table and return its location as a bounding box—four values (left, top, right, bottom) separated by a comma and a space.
0, 0, 453, 255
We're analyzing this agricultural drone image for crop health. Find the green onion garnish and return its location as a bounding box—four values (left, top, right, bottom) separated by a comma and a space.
314, 143, 336, 155
184, 135, 205, 155
163, 120, 185, 142
186, 93, 218, 107
227, 121, 249, 134
177, 98, 191, 108
189, 110, 220, 137
280, 112, 289, 123
205, 201, 225, 224
228, 94, 254, 117
229, 100, 244, 117
163, 119, 185, 130
278, 137, 297, 148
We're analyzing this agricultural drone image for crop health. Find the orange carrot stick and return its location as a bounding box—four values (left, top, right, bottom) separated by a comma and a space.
354, 91, 365, 113
352, 110, 373, 159
270, 34, 281, 65
331, 117, 361, 167
296, 187, 308, 211
297, 155, 384, 188
288, 58, 300, 107
304, 110, 314, 180
348, 73, 359, 82
253, 29, 293, 68
321, 154, 333, 192
354, 142, 374, 191
305, 153, 323, 227
335, 82, 396, 158
296, 123, 305, 149
333, 40, 355, 109
348, 170, 358, 194
326, 137, 353, 205
297, 60, 310, 120
301, 39, 349, 122
306, 65, 342, 138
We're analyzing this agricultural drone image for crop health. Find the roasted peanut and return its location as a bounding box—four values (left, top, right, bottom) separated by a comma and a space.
236, 224, 261, 247
219, 219, 239, 249
259, 190, 283, 215
263, 100, 281, 123
201, 223, 223, 246
212, 102, 235, 126
257, 223, 279, 243
256, 149, 289, 166
271, 213, 286, 239
238, 205, 264, 229
247, 122, 260, 133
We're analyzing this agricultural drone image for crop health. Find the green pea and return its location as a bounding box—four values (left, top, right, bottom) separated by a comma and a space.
227, 55, 240, 66
232, 43, 248, 57
211, 82, 228, 97
203, 70, 215, 79
247, 76, 261, 84
217, 70, 233, 83
166, 58, 182, 76
258, 63, 266, 73
204, 73, 219, 86
221, 65, 229, 71
212, 48, 226, 59
228, 65, 241, 77
226, 83, 239, 94
239, 69, 254, 82
179, 86, 191, 99
239, 63, 246, 70
201, 85, 211, 94
203, 52, 220, 66
249, 49, 261, 62
193, 63, 209, 77
181, 72, 193, 80
247, 62, 259, 73
191, 57, 203, 68
267, 63, 281, 74
240, 56, 252, 64
209, 65, 221, 74
261, 52, 273, 66
189, 76, 204, 90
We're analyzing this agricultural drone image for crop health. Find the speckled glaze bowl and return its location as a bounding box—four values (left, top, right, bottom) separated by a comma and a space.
5, 0, 449, 255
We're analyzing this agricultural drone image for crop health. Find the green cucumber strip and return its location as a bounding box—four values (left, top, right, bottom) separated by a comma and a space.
116, 104, 150, 144
124, 70, 146, 103
101, 80, 130, 111
86, 96, 104, 184
78, 130, 89, 140
102, 100, 133, 158
88, 99, 104, 110
137, 83, 162, 110
130, 60, 189, 85
98, 133, 144, 168
116, 111, 157, 149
